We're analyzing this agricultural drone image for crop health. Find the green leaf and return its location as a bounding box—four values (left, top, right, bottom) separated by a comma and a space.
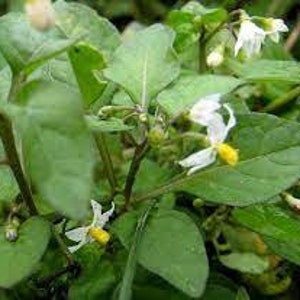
54, 0, 120, 59
219, 252, 269, 274
0, 66, 11, 105
0, 142, 18, 203
114, 209, 209, 298
233, 204, 300, 242
86, 116, 133, 133
9, 82, 94, 220
0, 13, 77, 75
233, 204, 300, 266
235, 60, 300, 83
264, 236, 300, 266
182, 1, 227, 24
69, 43, 107, 106
104, 24, 180, 106
138, 113, 300, 206
31, 54, 79, 92
157, 74, 242, 116
166, 10, 200, 52
118, 200, 157, 300
0, 217, 50, 288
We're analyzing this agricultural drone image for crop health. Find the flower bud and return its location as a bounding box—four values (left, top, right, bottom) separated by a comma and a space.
5, 224, 18, 242
206, 46, 224, 68
148, 126, 166, 146
25, 0, 56, 31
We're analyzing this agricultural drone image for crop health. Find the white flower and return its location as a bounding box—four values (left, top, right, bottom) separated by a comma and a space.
25, 0, 56, 31
179, 96, 238, 175
189, 94, 222, 126
206, 50, 224, 68
264, 18, 288, 43
234, 19, 266, 58
65, 200, 115, 253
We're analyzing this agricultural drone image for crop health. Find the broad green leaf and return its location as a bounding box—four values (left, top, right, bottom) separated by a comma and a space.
233, 204, 300, 266
138, 113, 300, 206
0, 217, 50, 288
0, 13, 77, 75
31, 54, 79, 92
114, 209, 209, 298
54, 0, 120, 59
233, 204, 300, 242
235, 59, 300, 83
69, 244, 115, 299
219, 252, 269, 274
104, 24, 180, 106
9, 82, 94, 220
157, 74, 242, 116
86, 116, 133, 133
69, 43, 107, 106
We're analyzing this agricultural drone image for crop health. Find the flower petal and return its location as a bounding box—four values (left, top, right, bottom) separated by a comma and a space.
94, 202, 115, 228
179, 147, 217, 174
91, 199, 103, 226
223, 104, 236, 138
65, 226, 88, 242
68, 239, 87, 253
189, 94, 222, 125
206, 113, 227, 144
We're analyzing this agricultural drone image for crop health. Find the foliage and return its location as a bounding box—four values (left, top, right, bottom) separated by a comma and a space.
0, 0, 300, 299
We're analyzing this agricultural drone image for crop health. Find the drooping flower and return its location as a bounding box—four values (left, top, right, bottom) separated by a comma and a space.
65, 200, 115, 253
263, 18, 289, 43
179, 95, 238, 175
25, 0, 56, 31
234, 19, 266, 58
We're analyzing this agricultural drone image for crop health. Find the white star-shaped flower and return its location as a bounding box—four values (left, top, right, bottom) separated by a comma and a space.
179, 95, 238, 175
65, 200, 115, 253
234, 19, 266, 58
264, 18, 288, 43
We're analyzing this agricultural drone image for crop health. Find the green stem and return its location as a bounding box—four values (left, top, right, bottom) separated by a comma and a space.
0, 114, 38, 215
134, 173, 187, 204
124, 140, 149, 209
198, 32, 207, 73
260, 85, 300, 113
94, 133, 118, 194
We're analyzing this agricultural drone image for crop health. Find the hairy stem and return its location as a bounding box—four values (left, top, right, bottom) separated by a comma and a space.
0, 114, 38, 215
124, 140, 149, 209
94, 133, 118, 194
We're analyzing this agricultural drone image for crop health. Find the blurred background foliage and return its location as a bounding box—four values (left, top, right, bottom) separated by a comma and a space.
1, 0, 300, 58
